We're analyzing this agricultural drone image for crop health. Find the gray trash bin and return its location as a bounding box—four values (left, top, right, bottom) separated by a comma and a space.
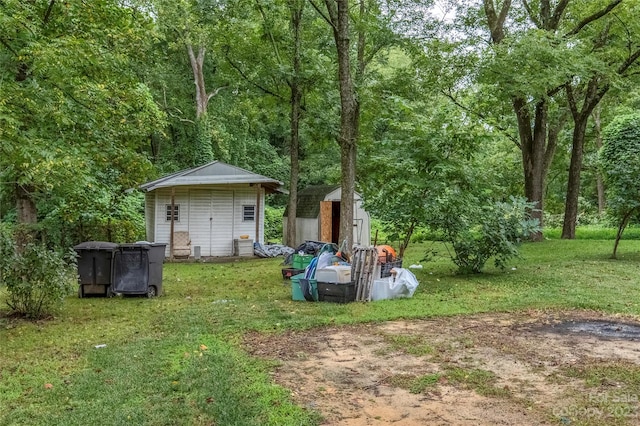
112, 242, 165, 297
147, 243, 166, 296
73, 241, 118, 298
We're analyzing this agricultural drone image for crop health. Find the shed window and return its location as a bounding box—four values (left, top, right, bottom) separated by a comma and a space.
243, 205, 256, 221
166, 204, 180, 222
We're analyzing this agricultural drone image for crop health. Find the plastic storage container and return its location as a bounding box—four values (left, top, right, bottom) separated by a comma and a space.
317, 282, 356, 303
293, 254, 314, 269
315, 266, 352, 284
291, 273, 318, 301
380, 259, 403, 278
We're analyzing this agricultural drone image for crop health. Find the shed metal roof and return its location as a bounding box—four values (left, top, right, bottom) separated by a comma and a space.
140, 161, 287, 194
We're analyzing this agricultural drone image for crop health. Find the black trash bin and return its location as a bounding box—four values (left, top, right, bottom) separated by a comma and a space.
147, 243, 166, 297
74, 241, 118, 298
112, 243, 165, 297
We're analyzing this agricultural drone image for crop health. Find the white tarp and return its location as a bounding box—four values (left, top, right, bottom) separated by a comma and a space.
371, 268, 419, 301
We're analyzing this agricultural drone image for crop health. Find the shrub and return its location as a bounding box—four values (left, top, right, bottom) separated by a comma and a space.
430, 195, 540, 274
600, 113, 640, 257
0, 225, 76, 319
264, 206, 284, 244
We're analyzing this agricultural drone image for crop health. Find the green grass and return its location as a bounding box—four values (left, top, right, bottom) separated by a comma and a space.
387, 372, 443, 394
556, 361, 640, 426
445, 367, 511, 397
544, 225, 640, 240
381, 334, 434, 356
2, 236, 640, 424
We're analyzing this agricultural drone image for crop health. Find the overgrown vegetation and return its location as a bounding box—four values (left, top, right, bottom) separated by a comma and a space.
431, 196, 540, 274
264, 206, 285, 243
0, 225, 76, 319
600, 113, 640, 258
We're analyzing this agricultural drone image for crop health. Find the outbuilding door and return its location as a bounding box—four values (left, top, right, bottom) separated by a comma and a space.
319, 200, 341, 245
320, 199, 367, 245
189, 189, 234, 256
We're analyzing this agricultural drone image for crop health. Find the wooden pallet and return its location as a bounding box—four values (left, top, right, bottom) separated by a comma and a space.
352, 246, 378, 302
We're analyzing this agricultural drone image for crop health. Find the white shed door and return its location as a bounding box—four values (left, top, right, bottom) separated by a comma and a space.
189, 190, 234, 256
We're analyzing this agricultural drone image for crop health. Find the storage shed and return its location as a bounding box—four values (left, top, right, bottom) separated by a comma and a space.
140, 161, 286, 258
283, 185, 371, 248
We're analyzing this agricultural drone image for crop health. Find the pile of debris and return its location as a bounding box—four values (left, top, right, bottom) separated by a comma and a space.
282, 241, 419, 303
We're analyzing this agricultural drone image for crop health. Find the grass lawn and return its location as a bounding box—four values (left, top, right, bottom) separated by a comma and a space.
1, 237, 640, 425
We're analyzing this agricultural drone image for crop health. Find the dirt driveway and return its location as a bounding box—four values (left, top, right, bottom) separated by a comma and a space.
244, 310, 640, 425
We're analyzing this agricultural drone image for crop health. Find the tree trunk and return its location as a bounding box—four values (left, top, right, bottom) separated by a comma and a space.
562, 79, 607, 239
339, 135, 356, 249
188, 45, 208, 119
514, 98, 548, 241
15, 184, 38, 250
612, 209, 634, 259
187, 44, 226, 165
561, 117, 589, 239
592, 106, 606, 214
325, 0, 359, 250
286, 2, 304, 248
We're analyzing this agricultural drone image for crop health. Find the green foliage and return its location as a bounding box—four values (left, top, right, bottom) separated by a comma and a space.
430, 195, 540, 274
0, 0, 165, 239
480, 30, 579, 100
600, 113, 640, 218
39, 190, 147, 247
264, 206, 284, 243
600, 113, 640, 255
0, 225, 76, 319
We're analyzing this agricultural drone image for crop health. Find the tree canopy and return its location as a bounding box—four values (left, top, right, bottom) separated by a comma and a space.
0, 0, 639, 256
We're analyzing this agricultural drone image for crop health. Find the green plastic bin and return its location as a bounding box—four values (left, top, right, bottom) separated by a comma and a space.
291, 273, 318, 301
293, 254, 314, 269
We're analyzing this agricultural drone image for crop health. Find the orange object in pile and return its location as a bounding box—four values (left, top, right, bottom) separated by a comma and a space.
377, 245, 396, 263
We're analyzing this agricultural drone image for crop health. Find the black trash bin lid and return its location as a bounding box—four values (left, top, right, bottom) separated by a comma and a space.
73, 241, 119, 251
118, 243, 151, 250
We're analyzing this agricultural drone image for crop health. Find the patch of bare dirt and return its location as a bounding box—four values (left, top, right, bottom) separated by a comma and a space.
244, 310, 640, 425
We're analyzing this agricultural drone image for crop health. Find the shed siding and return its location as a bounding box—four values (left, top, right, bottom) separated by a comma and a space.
210, 189, 234, 256
154, 188, 190, 257
145, 193, 156, 242
188, 190, 212, 256
233, 188, 263, 242
147, 185, 266, 257
283, 188, 371, 247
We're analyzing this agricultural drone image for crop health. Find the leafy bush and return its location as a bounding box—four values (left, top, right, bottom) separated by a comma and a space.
0, 225, 76, 319
430, 195, 540, 274
40, 191, 147, 247
600, 113, 640, 257
264, 206, 284, 244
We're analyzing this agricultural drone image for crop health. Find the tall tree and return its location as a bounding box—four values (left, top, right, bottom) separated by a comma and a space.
600, 113, 640, 257
154, 0, 229, 166
286, 0, 305, 247
482, 0, 570, 240
561, 0, 640, 238
0, 1, 164, 242
476, 0, 640, 239
312, 0, 396, 248
317, 0, 359, 249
